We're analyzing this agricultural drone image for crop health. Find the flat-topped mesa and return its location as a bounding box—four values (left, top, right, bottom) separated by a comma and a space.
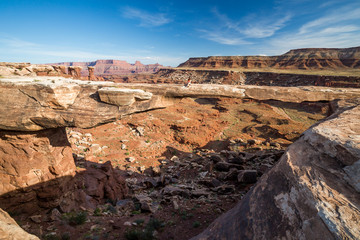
48, 59, 164, 76
178, 46, 360, 70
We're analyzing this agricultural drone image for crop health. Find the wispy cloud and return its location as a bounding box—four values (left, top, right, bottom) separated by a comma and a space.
199, 8, 291, 45
122, 7, 171, 27
299, 4, 360, 34
267, 3, 360, 54
0, 37, 38, 48
241, 14, 291, 38
199, 30, 251, 45
212, 8, 291, 38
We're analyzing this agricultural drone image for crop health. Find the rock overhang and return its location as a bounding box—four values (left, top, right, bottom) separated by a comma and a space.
1, 76, 360, 131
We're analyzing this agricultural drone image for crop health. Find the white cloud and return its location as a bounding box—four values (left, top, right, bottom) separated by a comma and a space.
241, 14, 291, 38
299, 5, 360, 34
200, 8, 291, 46
198, 29, 251, 45
267, 4, 360, 55
0, 37, 38, 48
122, 7, 171, 27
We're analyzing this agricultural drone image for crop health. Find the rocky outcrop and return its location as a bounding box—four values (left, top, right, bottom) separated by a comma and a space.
0, 63, 102, 81
49, 59, 164, 76
192, 99, 360, 240
179, 46, 360, 70
155, 68, 245, 85
67, 66, 82, 79
156, 68, 360, 88
0, 77, 169, 131
0, 62, 67, 77
98, 87, 153, 106
244, 71, 360, 88
0, 208, 39, 240
88, 66, 96, 80
113, 83, 360, 103
0, 77, 167, 214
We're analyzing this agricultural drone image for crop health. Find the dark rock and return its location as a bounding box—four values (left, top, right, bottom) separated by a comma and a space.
210, 154, 224, 163
215, 162, 244, 171
212, 185, 235, 194
228, 156, 246, 165
191, 189, 211, 198
198, 178, 222, 188
224, 168, 240, 180
143, 178, 159, 188
237, 170, 257, 183
161, 186, 190, 198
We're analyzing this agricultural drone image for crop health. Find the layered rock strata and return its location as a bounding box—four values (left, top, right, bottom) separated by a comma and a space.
49, 59, 164, 76
179, 47, 360, 70
192, 99, 360, 240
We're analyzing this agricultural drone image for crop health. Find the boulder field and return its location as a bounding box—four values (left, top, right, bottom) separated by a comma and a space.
192, 99, 360, 240
0, 76, 359, 239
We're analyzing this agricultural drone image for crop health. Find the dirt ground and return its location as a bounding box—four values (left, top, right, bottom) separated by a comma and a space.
17, 97, 330, 240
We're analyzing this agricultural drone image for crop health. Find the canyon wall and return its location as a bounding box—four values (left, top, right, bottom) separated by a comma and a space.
50, 59, 164, 76
155, 69, 360, 88
179, 47, 360, 70
155, 68, 245, 85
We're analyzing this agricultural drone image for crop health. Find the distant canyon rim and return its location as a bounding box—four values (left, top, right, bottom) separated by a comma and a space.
0, 46, 359, 240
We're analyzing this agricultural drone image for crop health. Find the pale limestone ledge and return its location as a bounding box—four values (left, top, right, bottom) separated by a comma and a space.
1, 77, 360, 131
116, 83, 360, 103
98, 87, 153, 106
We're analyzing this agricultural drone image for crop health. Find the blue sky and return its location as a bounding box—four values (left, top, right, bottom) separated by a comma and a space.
0, 0, 359, 66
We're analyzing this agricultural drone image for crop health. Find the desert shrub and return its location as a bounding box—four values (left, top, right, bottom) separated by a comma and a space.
62, 211, 87, 225
93, 208, 102, 216
193, 221, 201, 228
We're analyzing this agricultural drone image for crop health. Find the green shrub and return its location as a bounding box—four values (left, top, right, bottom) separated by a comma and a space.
93, 208, 102, 216
193, 221, 201, 228
62, 211, 87, 225
134, 219, 145, 225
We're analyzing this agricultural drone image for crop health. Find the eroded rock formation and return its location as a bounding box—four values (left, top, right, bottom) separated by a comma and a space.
49, 59, 164, 76
0, 77, 167, 215
192, 99, 360, 240
179, 47, 360, 70
155, 69, 245, 85
1, 76, 360, 239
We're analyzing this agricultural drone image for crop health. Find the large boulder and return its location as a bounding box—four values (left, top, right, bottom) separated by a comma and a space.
0, 208, 39, 240
192, 99, 360, 240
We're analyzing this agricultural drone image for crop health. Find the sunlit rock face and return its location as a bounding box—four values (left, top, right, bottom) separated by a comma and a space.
192, 99, 360, 240
0, 208, 39, 240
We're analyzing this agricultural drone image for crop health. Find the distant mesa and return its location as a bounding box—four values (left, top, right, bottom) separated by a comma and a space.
48, 59, 164, 76
178, 46, 360, 70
